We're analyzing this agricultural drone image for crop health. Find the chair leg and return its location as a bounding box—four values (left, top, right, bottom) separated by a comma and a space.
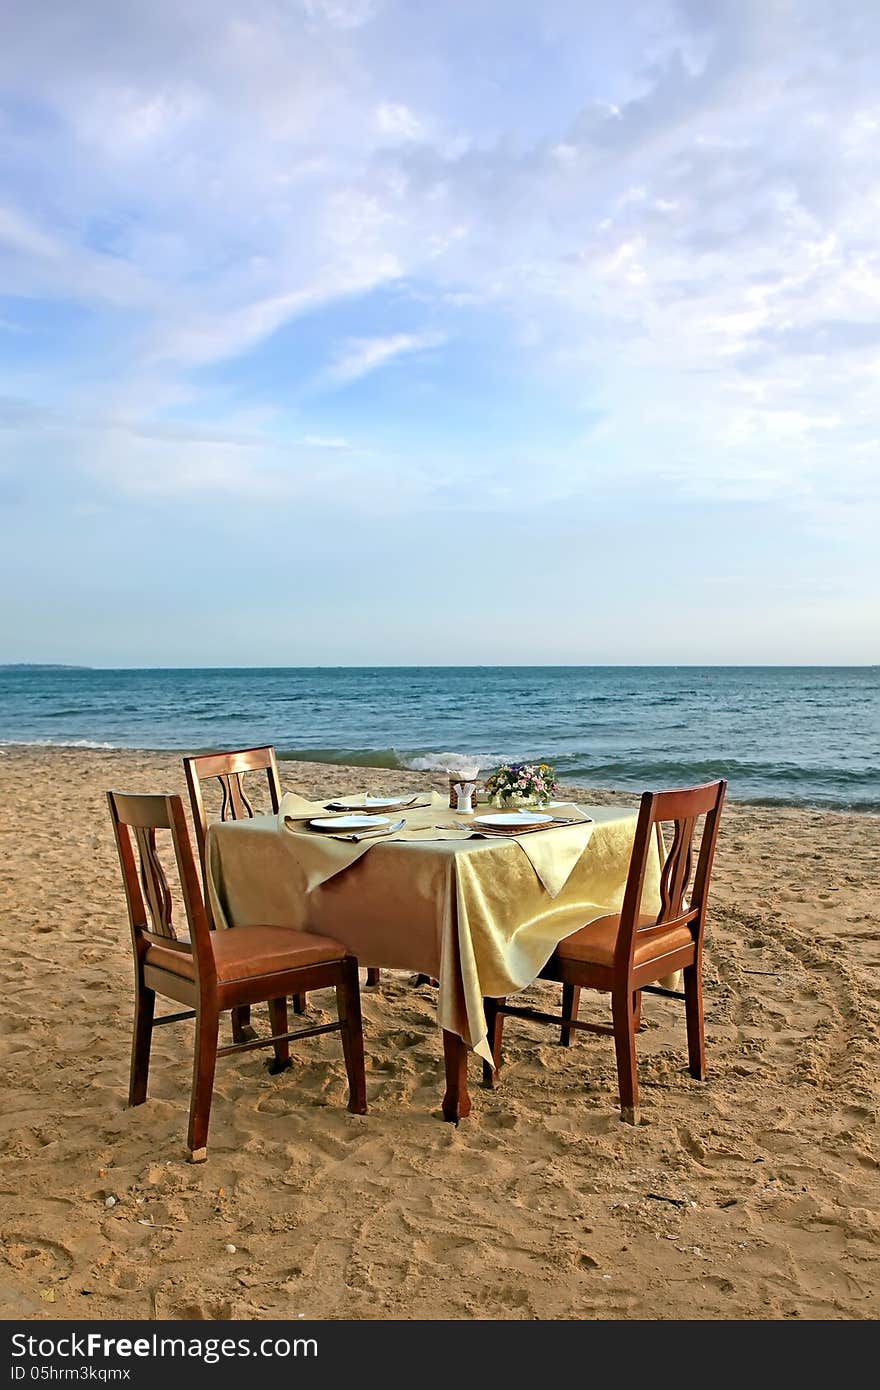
337, 959, 367, 1114
683, 963, 706, 1080
231, 1004, 255, 1044
187, 1003, 220, 1162
611, 989, 640, 1124
482, 997, 505, 1087
366, 968, 380, 986
632, 989, 642, 1032
267, 996, 292, 1074
560, 982, 581, 1046
292, 993, 307, 1015
128, 983, 155, 1107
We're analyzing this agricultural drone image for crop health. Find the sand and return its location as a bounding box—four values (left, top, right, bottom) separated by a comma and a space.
1, 745, 878, 1321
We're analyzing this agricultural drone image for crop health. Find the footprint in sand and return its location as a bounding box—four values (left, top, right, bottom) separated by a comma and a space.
1, 1233, 75, 1280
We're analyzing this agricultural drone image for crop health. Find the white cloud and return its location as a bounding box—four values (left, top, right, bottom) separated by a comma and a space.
303, 0, 380, 30
375, 101, 425, 141
0, 0, 878, 536
300, 434, 351, 449
326, 331, 446, 385
0, 205, 62, 260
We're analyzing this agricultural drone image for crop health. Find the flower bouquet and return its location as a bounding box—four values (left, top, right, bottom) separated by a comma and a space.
485, 761, 559, 808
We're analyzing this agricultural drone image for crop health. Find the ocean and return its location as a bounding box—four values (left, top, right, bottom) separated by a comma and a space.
0, 665, 877, 811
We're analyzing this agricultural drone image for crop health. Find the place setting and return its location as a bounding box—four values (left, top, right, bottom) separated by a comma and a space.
280, 789, 411, 824
304, 765, 594, 845
306, 789, 436, 840
449, 808, 593, 837
276, 786, 444, 846
323, 791, 430, 814
307, 813, 409, 842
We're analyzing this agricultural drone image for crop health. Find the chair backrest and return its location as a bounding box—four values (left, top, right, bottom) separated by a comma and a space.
616, 780, 727, 975
107, 790, 213, 976
183, 745, 282, 873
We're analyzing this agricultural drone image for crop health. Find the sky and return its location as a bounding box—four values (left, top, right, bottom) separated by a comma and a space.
0, 0, 878, 666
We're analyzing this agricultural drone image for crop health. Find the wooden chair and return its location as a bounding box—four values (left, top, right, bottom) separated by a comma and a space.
184, 745, 283, 869
185, 746, 387, 993
107, 790, 367, 1162
183, 746, 310, 1024
482, 780, 726, 1124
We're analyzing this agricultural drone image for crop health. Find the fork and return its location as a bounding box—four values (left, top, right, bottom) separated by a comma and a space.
330, 817, 407, 843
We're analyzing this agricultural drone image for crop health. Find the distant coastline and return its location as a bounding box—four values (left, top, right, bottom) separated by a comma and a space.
0, 664, 92, 671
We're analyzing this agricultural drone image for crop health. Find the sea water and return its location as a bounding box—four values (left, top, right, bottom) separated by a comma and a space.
0, 665, 876, 811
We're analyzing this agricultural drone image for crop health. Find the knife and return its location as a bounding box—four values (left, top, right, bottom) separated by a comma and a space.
331, 816, 407, 843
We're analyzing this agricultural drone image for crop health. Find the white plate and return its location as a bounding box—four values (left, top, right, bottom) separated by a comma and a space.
309, 815, 390, 832
474, 811, 553, 828
363, 795, 410, 808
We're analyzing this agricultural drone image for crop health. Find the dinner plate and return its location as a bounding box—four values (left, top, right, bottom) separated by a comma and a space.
474, 811, 553, 828
309, 815, 390, 832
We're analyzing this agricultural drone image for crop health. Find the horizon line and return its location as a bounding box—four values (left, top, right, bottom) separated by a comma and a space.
2, 662, 878, 673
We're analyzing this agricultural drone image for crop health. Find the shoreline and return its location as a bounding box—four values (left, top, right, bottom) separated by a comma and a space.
1, 740, 877, 816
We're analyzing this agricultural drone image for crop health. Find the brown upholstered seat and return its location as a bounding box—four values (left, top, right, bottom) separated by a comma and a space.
145, 927, 347, 985
107, 790, 366, 1161
143, 939, 197, 979
483, 780, 727, 1125
551, 913, 693, 969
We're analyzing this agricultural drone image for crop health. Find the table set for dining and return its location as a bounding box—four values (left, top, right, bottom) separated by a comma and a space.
107, 743, 723, 1158
206, 784, 667, 1122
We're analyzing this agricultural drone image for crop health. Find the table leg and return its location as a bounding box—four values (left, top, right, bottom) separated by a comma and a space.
441, 1029, 471, 1122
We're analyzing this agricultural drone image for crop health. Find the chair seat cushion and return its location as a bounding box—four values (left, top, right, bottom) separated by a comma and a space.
549, 912, 693, 970
144, 926, 347, 984
144, 940, 196, 979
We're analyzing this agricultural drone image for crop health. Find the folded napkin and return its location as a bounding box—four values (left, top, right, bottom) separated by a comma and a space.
277, 791, 432, 891
277, 792, 380, 889
278, 791, 336, 824
488, 805, 594, 898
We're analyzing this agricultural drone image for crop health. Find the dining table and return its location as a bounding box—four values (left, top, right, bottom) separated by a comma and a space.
205, 790, 666, 1122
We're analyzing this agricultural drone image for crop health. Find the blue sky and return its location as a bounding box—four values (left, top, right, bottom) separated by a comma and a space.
1, 0, 878, 665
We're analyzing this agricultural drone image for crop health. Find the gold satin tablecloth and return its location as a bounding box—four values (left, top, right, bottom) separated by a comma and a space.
206, 795, 664, 1065
274, 790, 598, 897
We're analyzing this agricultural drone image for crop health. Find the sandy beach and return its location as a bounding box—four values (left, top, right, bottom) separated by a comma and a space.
1, 744, 878, 1321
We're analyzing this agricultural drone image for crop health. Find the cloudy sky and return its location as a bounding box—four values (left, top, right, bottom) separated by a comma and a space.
1, 0, 878, 665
